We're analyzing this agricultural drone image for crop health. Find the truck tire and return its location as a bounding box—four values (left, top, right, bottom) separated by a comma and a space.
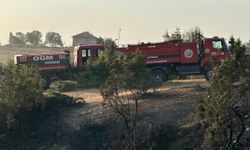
204, 67, 213, 81
40, 77, 51, 90
151, 69, 167, 82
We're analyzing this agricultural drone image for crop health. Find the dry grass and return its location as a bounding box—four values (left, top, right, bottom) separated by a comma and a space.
62, 79, 208, 104
64, 88, 102, 103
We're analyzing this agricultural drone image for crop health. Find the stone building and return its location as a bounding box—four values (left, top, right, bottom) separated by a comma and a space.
72, 32, 99, 46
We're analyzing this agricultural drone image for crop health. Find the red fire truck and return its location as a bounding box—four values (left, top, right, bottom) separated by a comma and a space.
14, 36, 230, 89
74, 36, 230, 81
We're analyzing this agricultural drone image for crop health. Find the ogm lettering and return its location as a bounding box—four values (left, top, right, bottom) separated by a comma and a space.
33, 55, 54, 61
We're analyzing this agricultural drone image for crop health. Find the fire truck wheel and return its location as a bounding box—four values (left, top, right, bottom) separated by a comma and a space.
40, 78, 51, 90
152, 69, 166, 82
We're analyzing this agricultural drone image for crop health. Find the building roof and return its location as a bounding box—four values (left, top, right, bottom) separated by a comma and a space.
72, 31, 97, 39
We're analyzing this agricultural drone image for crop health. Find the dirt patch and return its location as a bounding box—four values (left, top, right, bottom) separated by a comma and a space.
60, 79, 207, 129
54, 79, 207, 149
139, 87, 204, 126
60, 79, 208, 130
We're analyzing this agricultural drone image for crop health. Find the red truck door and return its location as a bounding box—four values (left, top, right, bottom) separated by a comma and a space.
201, 38, 230, 67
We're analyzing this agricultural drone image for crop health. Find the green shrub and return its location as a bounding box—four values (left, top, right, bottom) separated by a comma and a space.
100, 44, 161, 149
0, 62, 84, 133
0, 61, 44, 133
77, 47, 160, 93
123, 51, 160, 94
77, 53, 109, 88
198, 37, 250, 149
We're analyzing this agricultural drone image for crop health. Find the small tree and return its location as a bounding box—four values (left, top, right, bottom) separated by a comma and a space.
8, 32, 15, 46
163, 26, 182, 41
100, 42, 159, 149
0, 62, 44, 133
101, 45, 139, 149
198, 37, 250, 149
25, 30, 42, 46
8, 32, 26, 46
96, 36, 104, 44
77, 56, 109, 88
45, 32, 63, 47
15, 32, 26, 45
182, 26, 202, 41
124, 51, 160, 94
104, 38, 117, 47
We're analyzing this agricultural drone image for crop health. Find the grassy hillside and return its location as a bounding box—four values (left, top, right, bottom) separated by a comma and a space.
0, 46, 73, 63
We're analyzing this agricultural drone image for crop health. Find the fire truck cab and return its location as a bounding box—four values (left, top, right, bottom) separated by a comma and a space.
72, 44, 105, 71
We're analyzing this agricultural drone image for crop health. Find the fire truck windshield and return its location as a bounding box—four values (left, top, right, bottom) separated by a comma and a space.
212, 41, 223, 49
212, 40, 229, 52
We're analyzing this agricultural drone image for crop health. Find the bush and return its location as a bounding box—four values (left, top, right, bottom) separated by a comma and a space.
77, 46, 160, 93
0, 61, 44, 133
123, 51, 160, 94
100, 43, 161, 149
198, 37, 250, 149
77, 55, 109, 88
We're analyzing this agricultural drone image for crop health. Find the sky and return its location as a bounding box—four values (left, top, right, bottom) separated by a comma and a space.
0, 0, 250, 46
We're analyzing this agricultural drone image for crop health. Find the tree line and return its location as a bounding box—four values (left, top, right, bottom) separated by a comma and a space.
3, 27, 250, 49
163, 26, 202, 41
163, 27, 250, 49
8, 30, 63, 47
